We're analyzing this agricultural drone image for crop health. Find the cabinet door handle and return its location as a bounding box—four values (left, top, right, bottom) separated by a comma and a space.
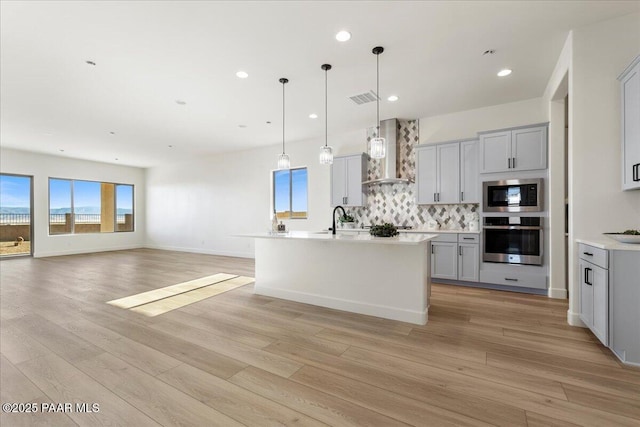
437, 193, 440, 202
583, 252, 593, 257
431, 244, 434, 254
459, 246, 463, 256
512, 157, 516, 169
634, 163, 640, 182
434, 193, 437, 202
461, 191, 464, 201
585, 267, 592, 286
463, 237, 474, 240
504, 278, 518, 282
508, 158, 511, 169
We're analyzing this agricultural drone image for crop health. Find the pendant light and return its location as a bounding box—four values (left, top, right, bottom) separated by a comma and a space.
319, 64, 333, 165
368, 46, 386, 159
277, 77, 291, 169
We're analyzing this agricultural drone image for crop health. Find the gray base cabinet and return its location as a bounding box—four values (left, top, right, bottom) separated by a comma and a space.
431, 234, 479, 283
578, 246, 609, 346
578, 242, 640, 366
609, 250, 640, 366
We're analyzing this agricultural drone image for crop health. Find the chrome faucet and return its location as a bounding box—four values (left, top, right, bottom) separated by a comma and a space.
332, 205, 346, 235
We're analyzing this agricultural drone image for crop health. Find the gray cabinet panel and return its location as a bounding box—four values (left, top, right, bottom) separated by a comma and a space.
460, 140, 479, 203
431, 242, 458, 280
512, 126, 547, 171
330, 154, 365, 207
619, 57, 640, 190
458, 243, 479, 282
416, 146, 438, 204
579, 245, 608, 347
480, 131, 511, 173
437, 143, 460, 204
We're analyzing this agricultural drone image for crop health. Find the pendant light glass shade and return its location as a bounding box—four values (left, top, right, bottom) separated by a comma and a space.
319, 145, 333, 164
277, 153, 290, 169
319, 64, 333, 165
277, 77, 290, 170
369, 46, 386, 159
369, 136, 386, 159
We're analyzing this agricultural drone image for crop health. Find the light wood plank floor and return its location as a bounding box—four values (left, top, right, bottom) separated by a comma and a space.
1, 248, 639, 426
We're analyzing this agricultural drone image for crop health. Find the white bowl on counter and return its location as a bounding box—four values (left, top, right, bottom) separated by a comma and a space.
603, 233, 640, 244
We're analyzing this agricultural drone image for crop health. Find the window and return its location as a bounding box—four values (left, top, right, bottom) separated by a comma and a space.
48, 178, 135, 234
273, 167, 307, 219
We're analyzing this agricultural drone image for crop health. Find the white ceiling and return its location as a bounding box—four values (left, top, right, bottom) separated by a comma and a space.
1, 1, 638, 168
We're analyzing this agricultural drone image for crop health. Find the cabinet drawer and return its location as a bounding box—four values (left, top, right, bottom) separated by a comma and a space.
479, 269, 547, 289
578, 244, 608, 269
458, 234, 479, 243
432, 234, 458, 243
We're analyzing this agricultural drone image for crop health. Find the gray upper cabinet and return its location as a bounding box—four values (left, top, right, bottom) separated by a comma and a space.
479, 125, 547, 173
416, 146, 438, 204
460, 140, 479, 203
416, 142, 460, 204
619, 55, 640, 191
331, 154, 366, 207
479, 131, 511, 173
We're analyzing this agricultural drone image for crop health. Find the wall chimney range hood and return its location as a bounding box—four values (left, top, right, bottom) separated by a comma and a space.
362, 118, 413, 185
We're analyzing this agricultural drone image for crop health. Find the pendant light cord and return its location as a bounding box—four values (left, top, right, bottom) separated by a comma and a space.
282, 81, 286, 155
376, 52, 380, 135
325, 68, 328, 148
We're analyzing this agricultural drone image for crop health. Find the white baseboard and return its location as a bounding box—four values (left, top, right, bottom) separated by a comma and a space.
548, 287, 568, 299
567, 310, 586, 327
34, 244, 144, 258
144, 244, 254, 259
254, 285, 427, 325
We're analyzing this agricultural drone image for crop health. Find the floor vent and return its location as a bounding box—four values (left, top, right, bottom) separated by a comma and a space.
349, 90, 379, 105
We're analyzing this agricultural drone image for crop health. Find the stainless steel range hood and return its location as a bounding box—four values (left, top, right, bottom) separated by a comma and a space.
362, 118, 413, 185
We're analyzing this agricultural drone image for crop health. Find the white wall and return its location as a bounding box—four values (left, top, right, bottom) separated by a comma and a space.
567, 13, 640, 323
145, 130, 363, 258
419, 98, 547, 144
0, 148, 146, 257
571, 13, 640, 239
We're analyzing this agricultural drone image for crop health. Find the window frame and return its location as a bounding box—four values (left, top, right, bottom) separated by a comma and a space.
48, 177, 135, 235
272, 166, 308, 220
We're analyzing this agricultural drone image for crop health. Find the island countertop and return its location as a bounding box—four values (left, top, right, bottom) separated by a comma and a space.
240, 231, 437, 245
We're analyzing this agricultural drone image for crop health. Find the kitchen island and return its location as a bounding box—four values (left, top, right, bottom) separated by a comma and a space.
242, 231, 436, 324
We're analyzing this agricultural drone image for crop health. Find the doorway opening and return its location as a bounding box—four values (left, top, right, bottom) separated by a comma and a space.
0, 173, 33, 257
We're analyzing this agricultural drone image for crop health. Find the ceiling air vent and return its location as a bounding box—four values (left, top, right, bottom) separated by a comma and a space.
349, 90, 379, 105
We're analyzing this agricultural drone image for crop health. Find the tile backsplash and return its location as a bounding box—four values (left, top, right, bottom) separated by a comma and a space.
350, 119, 479, 230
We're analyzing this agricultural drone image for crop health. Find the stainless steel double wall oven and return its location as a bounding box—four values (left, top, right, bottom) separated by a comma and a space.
483, 178, 544, 266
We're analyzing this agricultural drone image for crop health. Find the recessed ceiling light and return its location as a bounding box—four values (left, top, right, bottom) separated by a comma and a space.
309, 113, 318, 119
335, 30, 351, 42
266, 121, 271, 124
238, 124, 247, 128
59, 149, 65, 152
115, 158, 119, 161
236, 71, 249, 79
109, 131, 115, 135
168, 145, 173, 148
85, 60, 96, 66
497, 69, 512, 77
387, 95, 399, 102
175, 100, 186, 105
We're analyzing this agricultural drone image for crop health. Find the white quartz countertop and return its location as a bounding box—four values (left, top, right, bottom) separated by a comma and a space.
576, 238, 640, 251
240, 231, 437, 245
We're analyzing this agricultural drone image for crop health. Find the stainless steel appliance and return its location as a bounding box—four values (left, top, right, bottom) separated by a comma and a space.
483, 216, 543, 265
483, 178, 543, 212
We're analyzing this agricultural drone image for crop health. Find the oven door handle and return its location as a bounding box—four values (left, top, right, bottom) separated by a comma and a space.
483, 225, 543, 230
